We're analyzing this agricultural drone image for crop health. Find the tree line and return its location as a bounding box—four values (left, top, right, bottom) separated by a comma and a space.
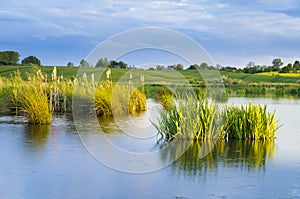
221, 58, 300, 74
2, 51, 299, 75
0, 51, 41, 66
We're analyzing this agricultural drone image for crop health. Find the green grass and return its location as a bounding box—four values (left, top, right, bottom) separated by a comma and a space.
94, 82, 146, 117
1, 71, 52, 124
154, 93, 279, 141
225, 103, 278, 140
0, 66, 147, 123
153, 93, 223, 141
2, 65, 300, 84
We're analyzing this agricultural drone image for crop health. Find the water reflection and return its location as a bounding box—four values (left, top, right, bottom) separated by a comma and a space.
171, 139, 275, 176
23, 124, 51, 148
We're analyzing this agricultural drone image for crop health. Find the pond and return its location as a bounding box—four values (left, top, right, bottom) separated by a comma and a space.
0, 97, 300, 199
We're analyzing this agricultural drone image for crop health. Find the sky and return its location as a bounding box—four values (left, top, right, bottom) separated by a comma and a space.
1, 0, 300, 67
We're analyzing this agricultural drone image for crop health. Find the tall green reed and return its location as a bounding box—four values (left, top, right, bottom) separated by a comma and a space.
2, 70, 52, 124
154, 93, 224, 141
94, 81, 146, 117
225, 103, 278, 140
154, 93, 278, 141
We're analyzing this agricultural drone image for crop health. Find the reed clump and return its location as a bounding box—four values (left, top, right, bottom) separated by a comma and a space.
154, 93, 279, 141
17, 84, 52, 124
0, 66, 147, 123
94, 82, 146, 117
154, 94, 223, 141
225, 103, 278, 140
2, 71, 52, 124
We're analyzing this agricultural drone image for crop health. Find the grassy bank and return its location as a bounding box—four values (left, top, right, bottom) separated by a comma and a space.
0, 67, 146, 124
2, 66, 300, 100
1, 65, 300, 84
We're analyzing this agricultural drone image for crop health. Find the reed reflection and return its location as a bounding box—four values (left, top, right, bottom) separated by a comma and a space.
169, 139, 275, 176
23, 124, 51, 148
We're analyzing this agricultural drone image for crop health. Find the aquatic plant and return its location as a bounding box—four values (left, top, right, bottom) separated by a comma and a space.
0, 71, 52, 124
94, 82, 146, 117
225, 103, 278, 140
154, 94, 278, 141
154, 94, 224, 141
18, 85, 52, 124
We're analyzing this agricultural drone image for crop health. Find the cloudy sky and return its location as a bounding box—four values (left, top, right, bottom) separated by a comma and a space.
1, 0, 300, 67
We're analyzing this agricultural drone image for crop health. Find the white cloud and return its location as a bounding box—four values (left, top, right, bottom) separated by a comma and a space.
1, 0, 300, 66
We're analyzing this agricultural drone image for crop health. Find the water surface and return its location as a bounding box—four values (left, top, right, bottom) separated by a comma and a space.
0, 97, 300, 199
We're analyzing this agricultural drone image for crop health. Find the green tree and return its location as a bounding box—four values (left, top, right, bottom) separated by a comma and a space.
188, 64, 199, 70
247, 61, 255, 68
0, 51, 20, 65
280, 63, 293, 73
95, 58, 109, 67
67, 61, 74, 66
167, 65, 174, 70
118, 61, 127, 69
174, 63, 183, 70
156, 65, 165, 70
108, 60, 128, 68
22, 56, 41, 66
109, 60, 119, 68
272, 58, 284, 70
80, 59, 89, 67
200, 62, 208, 69
293, 60, 300, 70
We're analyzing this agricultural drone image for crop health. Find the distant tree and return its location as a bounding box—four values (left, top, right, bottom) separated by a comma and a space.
280, 63, 293, 73
22, 56, 41, 66
80, 59, 89, 67
174, 63, 183, 70
199, 62, 208, 69
0, 51, 20, 65
221, 66, 238, 72
67, 61, 74, 67
167, 65, 174, 70
188, 64, 199, 70
293, 60, 300, 70
118, 61, 127, 69
109, 60, 119, 68
216, 64, 222, 70
247, 61, 255, 68
95, 58, 109, 67
207, 65, 217, 70
148, 67, 155, 70
272, 58, 284, 70
156, 65, 165, 70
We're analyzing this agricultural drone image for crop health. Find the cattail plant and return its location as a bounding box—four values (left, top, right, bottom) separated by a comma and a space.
51, 66, 57, 81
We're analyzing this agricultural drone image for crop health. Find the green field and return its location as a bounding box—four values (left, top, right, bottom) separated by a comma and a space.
220, 71, 300, 84
1, 65, 300, 85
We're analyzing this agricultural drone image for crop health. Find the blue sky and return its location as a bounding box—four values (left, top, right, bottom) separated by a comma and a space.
1, 0, 300, 67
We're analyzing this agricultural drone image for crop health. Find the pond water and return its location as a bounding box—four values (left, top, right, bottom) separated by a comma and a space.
0, 97, 300, 199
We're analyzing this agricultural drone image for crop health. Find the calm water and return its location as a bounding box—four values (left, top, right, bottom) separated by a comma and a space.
0, 98, 300, 199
